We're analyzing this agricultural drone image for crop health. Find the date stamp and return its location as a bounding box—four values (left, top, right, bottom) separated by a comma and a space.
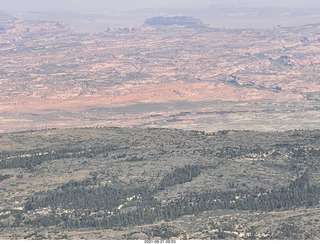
144, 240, 177, 244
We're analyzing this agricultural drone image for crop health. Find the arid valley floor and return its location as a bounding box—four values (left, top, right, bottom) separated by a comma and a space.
0, 13, 320, 132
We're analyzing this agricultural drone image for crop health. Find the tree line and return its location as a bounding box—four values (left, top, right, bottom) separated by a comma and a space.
0, 144, 117, 170
8, 169, 319, 231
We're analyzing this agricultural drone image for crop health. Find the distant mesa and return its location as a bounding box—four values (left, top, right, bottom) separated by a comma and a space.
105, 16, 208, 33
105, 26, 136, 33
0, 20, 70, 37
0, 12, 17, 21
143, 16, 206, 28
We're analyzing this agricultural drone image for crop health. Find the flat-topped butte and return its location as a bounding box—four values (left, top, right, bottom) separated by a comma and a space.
144, 16, 205, 28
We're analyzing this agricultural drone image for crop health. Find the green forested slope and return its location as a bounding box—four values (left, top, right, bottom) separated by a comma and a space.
0, 127, 319, 239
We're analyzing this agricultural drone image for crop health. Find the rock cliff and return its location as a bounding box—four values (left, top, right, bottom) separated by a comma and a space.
143, 16, 204, 28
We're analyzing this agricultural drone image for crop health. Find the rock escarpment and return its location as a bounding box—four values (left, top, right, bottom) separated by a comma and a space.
144, 16, 205, 28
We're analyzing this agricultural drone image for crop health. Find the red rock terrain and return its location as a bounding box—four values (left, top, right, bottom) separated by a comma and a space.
0, 16, 319, 132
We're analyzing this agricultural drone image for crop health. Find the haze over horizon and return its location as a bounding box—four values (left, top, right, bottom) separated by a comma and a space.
2, 0, 320, 13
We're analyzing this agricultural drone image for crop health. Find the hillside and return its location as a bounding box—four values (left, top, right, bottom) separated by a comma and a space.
0, 127, 319, 239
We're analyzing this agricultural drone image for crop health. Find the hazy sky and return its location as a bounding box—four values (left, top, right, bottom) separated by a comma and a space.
2, 0, 320, 12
